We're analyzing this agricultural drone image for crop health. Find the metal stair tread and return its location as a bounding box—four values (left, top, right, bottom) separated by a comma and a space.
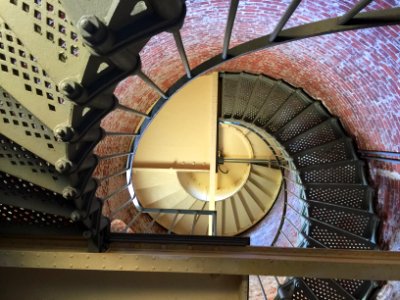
265, 89, 313, 133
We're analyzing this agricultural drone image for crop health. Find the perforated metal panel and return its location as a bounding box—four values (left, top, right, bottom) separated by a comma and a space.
0, 135, 70, 193
302, 278, 351, 300
0, 0, 90, 84
293, 138, 357, 168
0, 202, 73, 228
0, 87, 67, 164
243, 75, 274, 122
308, 223, 375, 249
300, 161, 366, 184
232, 73, 257, 119
305, 184, 373, 211
309, 203, 376, 238
0, 171, 74, 217
255, 81, 294, 126
0, 17, 76, 129
276, 102, 330, 142
221, 73, 239, 118
265, 90, 312, 133
335, 279, 376, 299
284, 119, 345, 154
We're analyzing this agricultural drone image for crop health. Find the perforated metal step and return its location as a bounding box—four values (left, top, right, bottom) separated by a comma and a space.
299, 161, 367, 185
232, 72, 257, 119
278, 278, 318, 300
284, 118, 346, 155
220, 72, 240, 118
254, 80, 295, 126
275, 102, 330, 143
243, 75, 274, 122
305, 221, 376, 250
0, 135, 71, 194
307, 202, 378, 241
265, 89, 312, 133
302, 278, 355, 300
0, 172, 75, 218
0, 87, 67, 165
334, 279, 377, 299
293, 137, 357, 168
304, 183, 374, 212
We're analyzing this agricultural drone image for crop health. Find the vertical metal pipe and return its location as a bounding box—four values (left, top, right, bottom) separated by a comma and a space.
269, 0, 302, 42
137, 70, 168, 99
173, 30, 192, 78
338, 0, 374, 25
116, 103, 149, 118
222, 0, 240, 60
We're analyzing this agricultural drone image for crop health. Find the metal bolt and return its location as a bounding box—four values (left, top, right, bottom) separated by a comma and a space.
54, 124, 75, 142
78, 15, 107, 44
62, 186, 79, 199
59, 80, 85, 102
55, 158, 73, 174
80, 18, 98, 35
70, 210, 81, 221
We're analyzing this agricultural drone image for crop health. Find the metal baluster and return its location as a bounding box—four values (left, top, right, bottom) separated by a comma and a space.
116, 103, 150, 118
144, 211, 161, 233
222, 0, 240, 60
168, 212, 180, 234
137, 70, 168, 99
123, 210, 142, 233
98, 152, 133, 160
191, 212, 200, 235
104, 131, 138, 137
101, 183, 130, 202
338, 0, 374, 25
172, 30, 192, 78
269, 0, 302, 42
110, 195, 134, 219
257, 275, 268, 300
97, 167, 130, 183
280, 228, 296, 247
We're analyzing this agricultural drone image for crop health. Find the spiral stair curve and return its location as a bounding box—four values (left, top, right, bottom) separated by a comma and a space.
0, 0, 398, 299
220, 72, 380, 300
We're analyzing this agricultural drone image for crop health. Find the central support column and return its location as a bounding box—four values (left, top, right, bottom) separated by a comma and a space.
208, 72, 219, 235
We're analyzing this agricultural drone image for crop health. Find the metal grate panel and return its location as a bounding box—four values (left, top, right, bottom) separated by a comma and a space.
300, 161, 366, 184
0, 202, 72, 228
284, 118, 345, 154
221, 73, 239, 118
0, 87, 66, 164
254, 81, 294, 126
309, 203, 376, 239
243, 75, 274, 122
305, 184, 373, 211
293, 138, 357, 168
0, 171, 74, 217
308, 223, 375, 249
0, 0, 90, 84
0, 18, 75, 129
265, 90, 312, 133
0, 135, 70, 193
302, 278, 351, 300
335, 279, 376, 299
232, 73, 257, 119
276, 102, 330, 142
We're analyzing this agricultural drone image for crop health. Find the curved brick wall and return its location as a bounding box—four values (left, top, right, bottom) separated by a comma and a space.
94, 1, 399, 296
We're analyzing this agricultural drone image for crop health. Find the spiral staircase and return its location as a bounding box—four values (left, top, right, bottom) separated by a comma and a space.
0, 0, 399, 299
